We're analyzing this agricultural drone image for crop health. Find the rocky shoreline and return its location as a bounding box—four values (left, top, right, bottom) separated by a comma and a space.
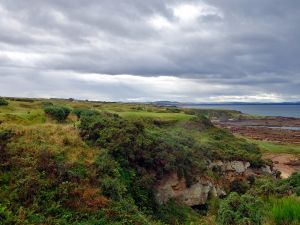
213, 116, 300, 178
215, 117, 300, 145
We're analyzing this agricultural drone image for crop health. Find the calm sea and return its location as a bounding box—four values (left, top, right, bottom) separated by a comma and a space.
185, 104, 300, 118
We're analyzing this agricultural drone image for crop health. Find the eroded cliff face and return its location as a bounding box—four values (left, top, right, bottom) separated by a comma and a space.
154, 160, 273, 206
154, 173, 225, 206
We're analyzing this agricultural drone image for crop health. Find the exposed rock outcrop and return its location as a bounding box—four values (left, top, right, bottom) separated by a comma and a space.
154, 173, 225, 206
209, 160, 251, 173
155, 160, 274, 206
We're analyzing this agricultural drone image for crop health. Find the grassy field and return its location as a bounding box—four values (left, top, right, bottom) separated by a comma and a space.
248, 139, 300, 155
0, 99, 194, 124
118, 111, 194, 121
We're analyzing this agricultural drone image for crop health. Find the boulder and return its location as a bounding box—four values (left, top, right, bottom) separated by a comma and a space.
225, 161, 251, 173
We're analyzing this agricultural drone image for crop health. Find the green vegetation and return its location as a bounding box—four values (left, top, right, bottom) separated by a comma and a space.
217, 173, 300, 225
44, 105, 71, 122
205, 128, 264, 167
0, 98, 8, 106
217, 192, 264, 225
269, 196, 300, 225
0, 98, 299, 224
249, 139, 300, 155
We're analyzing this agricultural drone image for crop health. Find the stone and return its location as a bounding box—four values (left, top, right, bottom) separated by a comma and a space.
210, 160, 251, 173
224, 161, 250, 173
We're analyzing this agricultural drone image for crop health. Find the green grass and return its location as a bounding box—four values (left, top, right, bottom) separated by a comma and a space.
117, 111, 194, 121
249, 139, 300, 155
268, 196, 300, 225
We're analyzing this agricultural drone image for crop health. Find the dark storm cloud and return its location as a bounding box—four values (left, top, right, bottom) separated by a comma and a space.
0, 0, 299, 101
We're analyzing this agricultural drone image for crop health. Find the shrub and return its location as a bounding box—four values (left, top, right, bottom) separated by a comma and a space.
277, 172, 300, 196
217, 192, 263, 225
72, 108, 99, 119
165, 107, 181, 113
157, 200, 200, 225
0, 98, 8, 106
100, 177, 127, 201
104, 198, 152, 225
44, 105, 71, 122
230, 179, 249, 194
11, 98, 34, 102
207, 129, 264, 166
251, 173, 300, 197
41, 101, 53, 107
247, 175, 256, 186
0, 130, 14, 167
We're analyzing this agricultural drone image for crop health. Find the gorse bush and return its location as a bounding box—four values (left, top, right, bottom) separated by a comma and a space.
208, 129, 264, 166
217, 192, 263, 225
44, 105, 71, 122
277, 172, 300, 196
79, 112, 207, 184
249, 173, 300, 197
41, 101, 53, 107
157, 200, 200, 225
72, 108, 100, 119
230, 179, 249, 194
0, 98, 8, 106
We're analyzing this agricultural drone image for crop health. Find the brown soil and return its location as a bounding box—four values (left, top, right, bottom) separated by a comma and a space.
263, 153, 300, 178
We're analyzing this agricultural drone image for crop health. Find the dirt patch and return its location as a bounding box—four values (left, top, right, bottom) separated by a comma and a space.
263, 153, 300, 178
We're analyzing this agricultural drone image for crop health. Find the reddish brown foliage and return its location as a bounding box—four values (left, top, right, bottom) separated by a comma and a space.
68, 185, 109, 212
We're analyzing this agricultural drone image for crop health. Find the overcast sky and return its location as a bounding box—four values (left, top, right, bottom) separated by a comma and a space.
0, 0, 299, 102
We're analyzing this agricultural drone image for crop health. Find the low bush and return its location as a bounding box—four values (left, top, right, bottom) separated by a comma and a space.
41, 101, 53, 107
230, 179, 249, 194
217, 192, 263, 225
0, 130, 14, 169
250, 173, 300, 197
72, 108, 99, 119
207, 129, 264, 166
157, 200, 200, 225
10, 97, 34, 102
0, 98, 8, 106
44, 105, 71, 122
277, 172, 300, 196
79, 112, 207, 185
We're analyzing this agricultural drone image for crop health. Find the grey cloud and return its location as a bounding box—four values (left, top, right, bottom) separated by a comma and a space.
0, 0, 299, 101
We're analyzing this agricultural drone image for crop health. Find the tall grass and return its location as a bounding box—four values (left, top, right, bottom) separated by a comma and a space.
269, 196, 300, 225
